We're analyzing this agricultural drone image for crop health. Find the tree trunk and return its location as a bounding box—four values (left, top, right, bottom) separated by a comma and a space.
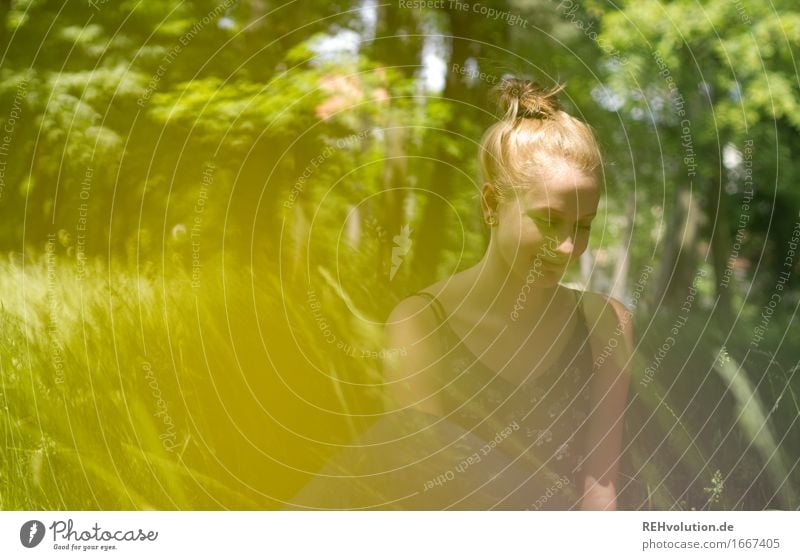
707, 151, 734, 324
652, 183, 701, 308
609, 189, 636, 302
369, 4, 420, 287
409, 20, 487, 288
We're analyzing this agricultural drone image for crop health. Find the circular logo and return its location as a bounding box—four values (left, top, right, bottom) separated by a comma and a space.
20, 520, 45, 548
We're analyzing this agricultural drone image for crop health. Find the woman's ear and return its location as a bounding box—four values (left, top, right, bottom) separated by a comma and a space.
480, 182, 500, 219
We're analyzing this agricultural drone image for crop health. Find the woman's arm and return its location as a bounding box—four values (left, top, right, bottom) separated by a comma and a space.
382, 295, 448, 418
580, 294, 633, 510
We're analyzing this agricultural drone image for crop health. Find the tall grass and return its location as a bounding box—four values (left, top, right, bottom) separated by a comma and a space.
619, 308, 800, 510
0, 245, 385, 509
1, 247, 797, 510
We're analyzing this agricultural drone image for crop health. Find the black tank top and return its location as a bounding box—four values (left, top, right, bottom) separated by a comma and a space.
409, 289, 595, 509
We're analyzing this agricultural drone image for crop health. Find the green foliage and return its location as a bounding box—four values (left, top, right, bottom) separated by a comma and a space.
0, 0, 798, 510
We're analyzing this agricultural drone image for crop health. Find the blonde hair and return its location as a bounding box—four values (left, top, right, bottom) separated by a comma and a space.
478, 77, 602, 201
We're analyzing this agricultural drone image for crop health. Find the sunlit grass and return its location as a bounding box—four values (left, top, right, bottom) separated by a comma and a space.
0, 248, 384, 509
1, 249, 797, 510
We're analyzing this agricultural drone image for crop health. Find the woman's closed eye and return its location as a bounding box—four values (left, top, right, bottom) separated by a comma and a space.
534, 216, 591, 232
533, 216, 559, 228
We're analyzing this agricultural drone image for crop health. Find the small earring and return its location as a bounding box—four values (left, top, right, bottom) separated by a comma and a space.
486, 213, 497, 226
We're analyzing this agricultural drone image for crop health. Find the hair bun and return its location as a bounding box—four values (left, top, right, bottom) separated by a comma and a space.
491, 77, 565, 120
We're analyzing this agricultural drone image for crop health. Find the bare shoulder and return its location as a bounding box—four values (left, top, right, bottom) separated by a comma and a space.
384, 275, 454, 327
382, 290, 447, 417
576, 289, 634, 351
578, 291, 631, 325
384, 268, 474, 351
382, 285, 449, 369
384, 292, 439, 333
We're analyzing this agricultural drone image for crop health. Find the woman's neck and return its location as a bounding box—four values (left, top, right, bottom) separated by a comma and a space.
464, 248, 558, 326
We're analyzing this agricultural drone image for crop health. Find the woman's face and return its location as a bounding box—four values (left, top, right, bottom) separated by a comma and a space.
489, 162, 599, 287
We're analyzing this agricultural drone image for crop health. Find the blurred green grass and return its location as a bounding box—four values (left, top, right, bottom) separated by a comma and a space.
0, 247, 387, 509
1, 248, 797, 510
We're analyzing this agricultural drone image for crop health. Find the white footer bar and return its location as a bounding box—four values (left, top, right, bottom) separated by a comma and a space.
2, 511, 798, 559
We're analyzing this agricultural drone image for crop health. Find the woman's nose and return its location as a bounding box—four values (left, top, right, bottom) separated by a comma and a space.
548, 232, 574, 258
556, 240, 573, 259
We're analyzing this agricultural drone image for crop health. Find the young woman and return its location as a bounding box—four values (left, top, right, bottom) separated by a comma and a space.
289, 77, 631, 511
381, 77, 632, 510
